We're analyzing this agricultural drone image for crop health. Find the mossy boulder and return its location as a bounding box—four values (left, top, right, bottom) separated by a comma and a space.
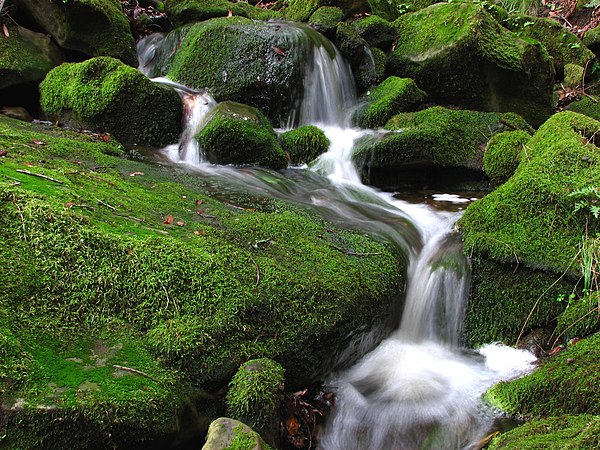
504, 14, 595, 78
195, 101, 288, 168
39, 57, 183, 147
0, 24, 64, 91
353, 14, 398, 50
487, 415, 600, 450
202, 418, 270, 450
483, 129, 531, 186
352, 107, 528, 188
309, 6, 344, 37
285, 0, 368, 21
19, 0, 136, 66
335, 22, 378, 92
0, 114, 404, 445
164, 0, 249, 26
389, 2, 555, 126
583, 25, 600, 58
565, 93, 600, 121
555, 293, 600, 341
279, 125, 330, 165
353, 76, 427, 128
367, 0, 437, 20
146, 18, 317, 126
485, 333, 600, 417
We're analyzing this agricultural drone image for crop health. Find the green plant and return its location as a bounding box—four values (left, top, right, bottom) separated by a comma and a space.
570, 186, 600, 219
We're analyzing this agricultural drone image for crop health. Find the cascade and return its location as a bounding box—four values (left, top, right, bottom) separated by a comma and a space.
138, 25, 537, 449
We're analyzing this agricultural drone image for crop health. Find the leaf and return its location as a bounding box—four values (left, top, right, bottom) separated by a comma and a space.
129, 171, 144, 177
176, 221, 185, 227
2, 24, 9, 38
33, 140, 46, 146
286, 416, 301, 435
163, 215, 174, 225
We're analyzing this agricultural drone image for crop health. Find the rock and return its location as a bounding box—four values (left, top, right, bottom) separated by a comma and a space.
309, 6, 344, 38
279, 125, 330, 165
0, 24, 64, 91
483, 129, 531, 186
202, 418, 269, 450
555, 292, 600, 341
515, 327, 552, 357
0, 107, 33, 122
164, 0, 250, 26
19, 0, 136, 66
388, 2, 555, 126
39, 57, 183, 146
367, 0, 438, 21
335, 22, 377, 92
195, 101, 287, 168
352, 14, 398, 51
285, 0, 369, 22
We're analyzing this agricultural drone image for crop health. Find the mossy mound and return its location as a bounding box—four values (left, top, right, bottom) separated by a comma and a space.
39, 57, 183, 147
389, 2, 555, 126
309, 6, 344, 37
164, 0, 249, 26
485, 333, 600, 417
555, 293, 600, 341
195, 101, 288, 168
279, 125, 330, 165
353, 15, 398, 50
0, 24, 64, 90
354, 76, 427, 129
483, 130, 531, 186
487, 415, 600, 450
583, 25, 600, 58
565, 94, 600, 121
335, 22, 377, 92
352, 107, 527, 187
147, 18, 312, 126
367, 0, 437, 20
202, 418, 271, 450
284, 0, 368, 22
504, 14, 595, 78
19, 0, 136, 66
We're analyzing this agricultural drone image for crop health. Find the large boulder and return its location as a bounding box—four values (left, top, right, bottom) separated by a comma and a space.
388, 2, 556, 126
19, 0, 136, 66
40, 57, 183, 147
459, 112, 600, 345
202, 418, 270, 450
195, 101, 288, 168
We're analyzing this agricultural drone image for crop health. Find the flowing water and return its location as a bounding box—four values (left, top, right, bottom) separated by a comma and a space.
138, 25, 537, 449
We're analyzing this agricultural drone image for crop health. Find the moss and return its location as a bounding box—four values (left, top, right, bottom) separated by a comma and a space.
226, 358, 284, 430
235, 2, 282, 21
555, 293, 600, 340
459, 111, 600, 273
195, 101, 288, 169
483, 130, 531, 185
39, 57, 182, 146
389, 2, 555, 126
353, 14, 398, 50
354, 76, 427, 128
226, 423, 269, 450
203, 418, 271, 450
485, 333, 600, 417
487, 415, 600, 450
309, 6, 343, 36
565, 94, 600, 121
370, 47, 387, 83
563, 63, 585, 88
279, 125, 330, 165
504, 14, 594, 78
335, 22, 376, 92
367, 0, 438, 20
284, 0, 320, 21
164, 0, 249, 26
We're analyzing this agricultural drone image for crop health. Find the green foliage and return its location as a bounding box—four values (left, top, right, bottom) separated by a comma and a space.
308, 6, 343, 30
555, 291, 600, 340
493, 0, 541, 15
569, 186, 600, 219
279, 125, 330, 165
483, 130, 531, 185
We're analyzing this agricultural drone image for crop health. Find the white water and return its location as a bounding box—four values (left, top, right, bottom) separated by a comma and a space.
138, 26, 537, 449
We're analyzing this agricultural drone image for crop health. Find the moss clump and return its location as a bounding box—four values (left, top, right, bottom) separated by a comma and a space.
487, 415, 600, 450
483, 130, 531, 185
279, 125, 330, 165
226, 358, 284, 430
354, 76, 427, 128
196, 101, 288, 168
566, 94, 600, 121
389, 2, 555, 126
164, 0, 249, 26
555, 293, 600, 340
370, 47, 387, 83
309, 6, 343, 36
39, 57, 182, 146
563, 63, 585, 88
284, 0, 320, 22
485, 333, 600, 417
353, 14, 398, 50
504, 15, 594, 78
203, 418, 271, 450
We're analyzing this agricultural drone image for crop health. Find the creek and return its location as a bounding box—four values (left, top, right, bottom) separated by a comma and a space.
138, 24, 537, 450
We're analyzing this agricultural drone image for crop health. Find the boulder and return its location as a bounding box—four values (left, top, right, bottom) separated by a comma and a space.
195, 101, 287, 168
367, 0, 438, 21
388, 2, 556, 126
164, 0, 249, 26
335, 22, 378, 92
309, 6, 344, 38
19, 0, 136, 66
202, 418, 270, 450
285, 0, 369, 22
279, 125, 330, 165
352, 14, 398, 51
40, 57, 183, 147
483, 129, 531, 186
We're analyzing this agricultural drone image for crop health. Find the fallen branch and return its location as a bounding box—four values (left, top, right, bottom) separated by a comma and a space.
331, 244, 382, 256
112, 364, 160, 383
16, 169, 64, 184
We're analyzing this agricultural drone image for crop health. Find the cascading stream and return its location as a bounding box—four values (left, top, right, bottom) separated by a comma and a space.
138, 25, 537, 449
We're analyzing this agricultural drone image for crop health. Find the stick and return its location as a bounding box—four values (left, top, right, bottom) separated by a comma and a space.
112, 365, 160, 383
16, 169, 64, 184
331, 244, 382, 256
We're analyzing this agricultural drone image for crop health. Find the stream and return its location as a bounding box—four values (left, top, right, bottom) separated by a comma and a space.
137, 25, 538, 450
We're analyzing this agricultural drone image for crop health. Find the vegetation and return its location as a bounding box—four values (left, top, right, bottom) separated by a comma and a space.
308, 6, 343, 36
164, 0, 249, 25
279, 125, 330, 165
352, 15, 398, 50
483, 130, 531, 186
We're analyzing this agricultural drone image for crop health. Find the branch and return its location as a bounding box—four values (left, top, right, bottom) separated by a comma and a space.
112, 364, 160, 383
16, 169, 64, 184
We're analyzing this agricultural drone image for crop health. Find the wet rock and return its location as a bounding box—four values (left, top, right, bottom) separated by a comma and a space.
279, 125, 330, 165
202, 418, 269, 450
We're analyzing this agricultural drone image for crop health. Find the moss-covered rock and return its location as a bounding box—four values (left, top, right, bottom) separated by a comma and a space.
39, 57, 182, 147
485, 333, 600, 417
309, 6, 344, 37
285, 0, 368, 21
0, 24, 64, 91
202, 418, 271, 450
354, 76, 427, 128
504, 14, 595, 79
583, 25, 600, 58
483, 129, 531, 186
353, 14, 398, 50
565, 93, 600, 121
164, 0, 249, 26
335, 22, 377, 92
367, 0, 437, 20
279, 125, 330, 165
19, 0, 136, 66
195, 101, 287, 168
555, 292, 600, 341
389, 2, 555, 126
487, 415, 600, 450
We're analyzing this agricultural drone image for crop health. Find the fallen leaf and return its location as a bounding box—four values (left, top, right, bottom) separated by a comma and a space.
176, 221, 185, 227
195, 199, 204, 205
548, 345, 563, 355
129, 171, 144, 177
194, 230, 205, 236
164, 215, 174, 225
32, 140, 45, 146
286, 417, 301, 435
0, 150, 7, 157
66, 202, 74, 209
273, 46, 286, 57
227, 9, 233, 17
2, 24, 9, 38
23, 162, 34, 167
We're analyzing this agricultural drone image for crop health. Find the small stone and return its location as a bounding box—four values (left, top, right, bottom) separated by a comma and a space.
567, 358, 575, 364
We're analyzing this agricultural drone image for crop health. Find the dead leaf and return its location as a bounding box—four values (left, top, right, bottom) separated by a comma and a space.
33, 140, 45, 146
227, 9, 233, 17
164, 215, 174, 225
549, 345, 563, 355
0, 150, 7, 157
194, 230, 205, 236
286, 416, 301, 435
129, 171, 144, 177
176, 221, 185, 227
195, 199, 204, 205
2, 24, 9, 38
273, 46, 286, 57
66, 202, 74, 209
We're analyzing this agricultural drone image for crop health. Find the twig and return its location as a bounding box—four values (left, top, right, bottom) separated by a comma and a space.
16, 169, 64, 184
550, 304, 599, 349
97, 199, 117, 210
331, 244, 382, 256
248, 252, 261, 287
112, 364, 160, 383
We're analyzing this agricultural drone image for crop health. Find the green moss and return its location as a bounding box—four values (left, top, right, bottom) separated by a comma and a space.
39, 57, 182, 146
487, 415, 600, 450
483, 130, 531, 185
354, 76, 427, 128
353, 14, 398, 50
235, 2, 282, 20
371, 47, 387, 82
485, 333, 600, 417
459, 111, 600, 272
335, 22, 376, 92
284, 0, 320, 21
566, 94, 600, 121
226, 423, 268, 450
195, 101, 288, 169
555, 292, 600, 340
226, 358, 284, 429
309, 6, 343, 36
165, 0, 249, 26
563, 63, 585, 88
279, 125, 330, 165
